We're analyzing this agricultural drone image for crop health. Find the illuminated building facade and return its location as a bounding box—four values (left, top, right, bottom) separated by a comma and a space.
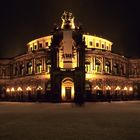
0, 11, 140, 102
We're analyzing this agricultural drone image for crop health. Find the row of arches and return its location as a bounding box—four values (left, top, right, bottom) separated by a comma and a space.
14, 60, 42, 76
85, 57, 126, 76
0, 76, 139, 102
12, 58, 51, 77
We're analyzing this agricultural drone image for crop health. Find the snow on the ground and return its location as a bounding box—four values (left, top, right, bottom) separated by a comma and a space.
0, 101, 140, 140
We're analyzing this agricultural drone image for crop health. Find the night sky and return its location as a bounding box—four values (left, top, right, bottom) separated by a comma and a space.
0, 0, 140, 58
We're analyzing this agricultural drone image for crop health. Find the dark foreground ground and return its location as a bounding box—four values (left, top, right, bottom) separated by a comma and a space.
0, 101, 140, 140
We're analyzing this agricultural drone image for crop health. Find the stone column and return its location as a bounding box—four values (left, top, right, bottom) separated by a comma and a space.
102, 57, 104, 73
99, 40, 101, 49
77, 49, 79, 67
13, 64, 15, 76
32, 58, 35, 74
93, 56, 96, 71
18, 62, 21, 76
42, 57, 46, 72
91, 56, 93, 73
110, 59, 113, 73
41, 57, 44, 72
124, 63, 126, 75
24, 61, 27, 75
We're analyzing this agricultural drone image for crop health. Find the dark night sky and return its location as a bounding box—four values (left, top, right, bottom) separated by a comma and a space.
0, 0, 140, 58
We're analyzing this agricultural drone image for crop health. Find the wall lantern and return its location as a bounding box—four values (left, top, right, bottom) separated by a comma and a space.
36, 86, 43, 91
6, 88, 10, 92
11, 87, 15, 92
94, 85, 100, 90
124, 87, 128, 91
129, 87, 133, 91
115, 86, 121, 90
106, 86, 111, 90
26, 86, 32, 91
17, 87, 23, 91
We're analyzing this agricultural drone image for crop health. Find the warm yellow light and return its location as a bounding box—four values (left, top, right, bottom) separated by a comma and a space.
129, 87, 133, 91
26, 86, 32, 91
86, 73, 96, 80
61, 11, 75, 29
106, 86, 111, 90
83, 34, 112, 50
37, 86, 43, 90
6, 88, 10, 92
124, 87, 128, 91
27, 35, 52, 51
59, 61, 63, 68
11, 87, 15, 92
71, 86, 74, 100
94, 86, 100, 90
44, 73, 50, 79
115, 86, 121, 90
61, 83, 74, 100
61, 78, 74, 101
61, 85, 65, 100
17, 87, 22, 91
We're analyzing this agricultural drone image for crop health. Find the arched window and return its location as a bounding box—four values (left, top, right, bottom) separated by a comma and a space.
14, 66, 18, 76
46, 60, 51, 73
95, 58, 101, 72
133, 65, 137, 75
85, 57, 91, 72
85, 61, 90, 73
2, 68, 6, 76
19, 64, 24, 76
36, 60, 42, 73
120, 64, 124, 75
27, 62, 32, 74
113, 63, 119, 75
105, 61, 111, 73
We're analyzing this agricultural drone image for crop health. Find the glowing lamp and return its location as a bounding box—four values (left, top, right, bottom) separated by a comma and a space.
26, 86, 32, 91
37, 86, 43, 90
11, 87, 15, 92
106, 86, 111, 90
94, 86, 100, 90
6, 88, 10, 92
17, 87, 23, 91
129, 87, 133, 91
115, 86, 121, 90
124, 87, 128, 91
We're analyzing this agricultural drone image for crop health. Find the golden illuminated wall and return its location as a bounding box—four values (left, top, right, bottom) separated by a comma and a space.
58, 31, 77, 69
85, 52, 128, 81
27, 35, 52, 52
61, 78, 74, 101
5, 75, 48, 97
83, 34, 112, 51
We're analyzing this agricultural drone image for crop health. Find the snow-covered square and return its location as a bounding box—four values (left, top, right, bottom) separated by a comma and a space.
0, 101, 140, 140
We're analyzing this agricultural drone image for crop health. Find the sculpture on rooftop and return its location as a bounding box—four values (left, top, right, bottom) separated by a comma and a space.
61, 11, 75, 29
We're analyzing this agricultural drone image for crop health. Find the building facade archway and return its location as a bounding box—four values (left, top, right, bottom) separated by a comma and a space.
61, 77, 74, 101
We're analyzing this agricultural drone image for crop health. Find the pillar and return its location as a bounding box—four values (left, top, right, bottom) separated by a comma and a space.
111, 59, 113, 73
93, 56, 96, 72
32, 59, 35, 74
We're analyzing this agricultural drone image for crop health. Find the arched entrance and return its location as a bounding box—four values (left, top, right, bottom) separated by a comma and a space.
61, 78, 74, 101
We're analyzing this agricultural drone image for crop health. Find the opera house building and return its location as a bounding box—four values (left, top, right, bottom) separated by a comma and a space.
0, 12, 140, 102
